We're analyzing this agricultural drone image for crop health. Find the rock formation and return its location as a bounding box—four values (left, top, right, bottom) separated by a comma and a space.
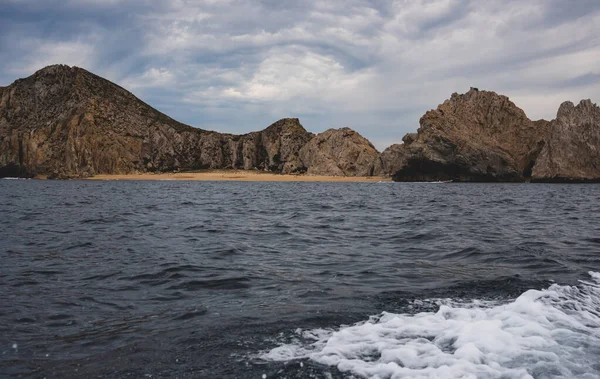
382, 88, 551, 182
531, 100, 600, 182
2, 65, 599, 182
380, 88, 600, 182
0, 65, 329, 178
374, 134, 417, 177
298, 128, 379, 176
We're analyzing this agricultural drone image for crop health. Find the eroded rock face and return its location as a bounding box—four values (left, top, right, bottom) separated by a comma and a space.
243, 118, 314, 174
385, 88, 600, 182
387, 88, 552, 182
4, 66, 598, 182
374, 144, 407, 177
531, 100, 600, 182
0, 65, 316, 178
298, 127, 379, 176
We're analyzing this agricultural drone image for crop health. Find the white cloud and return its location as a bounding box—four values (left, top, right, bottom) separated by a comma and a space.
122, 67, 175, 89
2, 0, 600, 146
222, 50, 348, 101
7, 40, 96, 76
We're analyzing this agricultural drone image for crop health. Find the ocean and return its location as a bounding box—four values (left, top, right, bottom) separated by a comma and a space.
1, 180, 600, 378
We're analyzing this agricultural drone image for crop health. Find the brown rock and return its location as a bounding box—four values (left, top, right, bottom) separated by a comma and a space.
388, 88, 551, 182
375, 144, 407, 177
9, 66, 596, 183
298, 127, 379, 176
531, 100, 600, 182
238, 118, 313, 174
385, 88, 600, 182
0, 65, 315, 178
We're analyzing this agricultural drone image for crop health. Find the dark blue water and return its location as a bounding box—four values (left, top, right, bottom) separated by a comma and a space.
1, 180, 600, 378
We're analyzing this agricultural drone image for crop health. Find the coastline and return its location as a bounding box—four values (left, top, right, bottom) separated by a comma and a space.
84, 170, 391, 182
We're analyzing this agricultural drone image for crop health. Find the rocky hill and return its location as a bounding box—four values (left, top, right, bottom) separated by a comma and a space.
377, 88, 600, 182
298, 128, 379, 176
0, 65, 377, 178
2, 66, 599, 182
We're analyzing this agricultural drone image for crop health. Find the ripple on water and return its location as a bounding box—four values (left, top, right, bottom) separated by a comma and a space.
167, 278, 252, 291
1, 181, 600, 378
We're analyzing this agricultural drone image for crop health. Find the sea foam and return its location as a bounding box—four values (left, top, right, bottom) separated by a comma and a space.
262, 272, 600, 378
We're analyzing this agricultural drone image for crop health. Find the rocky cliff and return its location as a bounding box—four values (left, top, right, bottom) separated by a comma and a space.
531, 100, 600, 182
380, 88, 600, 182
379, 88, 550, 182
298, 128, 379, 176
2, 66, 599, 182
0, 65, 344, 178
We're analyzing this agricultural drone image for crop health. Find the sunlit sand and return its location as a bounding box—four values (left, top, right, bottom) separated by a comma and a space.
86, 170, 391, 182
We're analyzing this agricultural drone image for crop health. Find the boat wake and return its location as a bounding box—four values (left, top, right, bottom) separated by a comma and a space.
262, 272, 600, 378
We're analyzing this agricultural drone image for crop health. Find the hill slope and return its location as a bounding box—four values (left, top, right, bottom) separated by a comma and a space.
0, 65, 322, 178
2, 66, 599, 182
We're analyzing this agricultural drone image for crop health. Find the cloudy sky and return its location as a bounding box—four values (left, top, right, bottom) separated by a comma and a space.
1, 0, 599, 149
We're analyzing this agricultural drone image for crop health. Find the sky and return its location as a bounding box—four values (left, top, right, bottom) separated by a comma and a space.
1, 0, 599, 150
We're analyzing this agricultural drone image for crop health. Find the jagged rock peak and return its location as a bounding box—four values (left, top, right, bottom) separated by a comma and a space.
9, 64, 75, 84
385, 87, 600, 182
388, 88, 546, 182
262, 118, 306, 133
34, 64, 75, 74
531, 98, 600, 182
299, 127, 379, 176
402, 133, 417, 145
555, 99, 600, 122
24, 64, 90, 88
444, 88, 524, 114
418, 88, 531, 139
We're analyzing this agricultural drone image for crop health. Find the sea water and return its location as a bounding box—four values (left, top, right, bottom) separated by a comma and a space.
1, 180, 599, 378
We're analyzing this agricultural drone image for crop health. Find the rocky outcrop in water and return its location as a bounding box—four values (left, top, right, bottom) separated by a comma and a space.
382, 88, 600, 182
0, 65, 324, 178
383, 88, 550, 182
298, 127, 379, 176
2, 65, 600, 181
531, 100, 600, 182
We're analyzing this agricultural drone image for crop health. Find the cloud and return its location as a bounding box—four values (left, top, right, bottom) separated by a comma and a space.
1, 0, 599, 150
218, 49, 359, 102
122, 67, 176, 90
8, 40, 96, 76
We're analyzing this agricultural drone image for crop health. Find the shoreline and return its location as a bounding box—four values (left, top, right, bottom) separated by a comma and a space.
5, 172, 599, 183
84, 170, 391, 182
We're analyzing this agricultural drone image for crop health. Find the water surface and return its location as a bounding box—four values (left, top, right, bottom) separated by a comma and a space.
1, 180, 599, 378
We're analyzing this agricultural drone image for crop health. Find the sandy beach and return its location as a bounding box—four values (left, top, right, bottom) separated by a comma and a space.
86, 170, 391, 182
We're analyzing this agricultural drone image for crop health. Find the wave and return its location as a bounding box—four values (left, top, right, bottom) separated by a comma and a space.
262, 272, 600, 378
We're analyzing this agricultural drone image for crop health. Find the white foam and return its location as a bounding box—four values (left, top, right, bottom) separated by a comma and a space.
262, 272, 600, 378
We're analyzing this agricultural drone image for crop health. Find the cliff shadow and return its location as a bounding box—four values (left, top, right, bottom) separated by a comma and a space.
392, 158, 522, 182
0, 163, 33, 178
